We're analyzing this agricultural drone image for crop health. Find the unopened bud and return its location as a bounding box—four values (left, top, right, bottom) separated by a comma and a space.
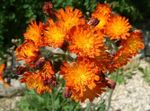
42, 1, 56, 18
35, 57, 45, 69
64, 87, 72, 98
88, 18, 99, 27
43, 77, 57, 87
105, 78, 116, 89
16, 66, 28, 75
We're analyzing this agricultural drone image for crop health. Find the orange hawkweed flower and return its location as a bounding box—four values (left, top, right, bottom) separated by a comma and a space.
16, 40, 39, 63
21, 61, 55, 94
44, 19, 66, 48
60, 59, 106, 102
112, 49, 130, 69
92, 3, 111, 30
94, 3, 111, 16
0, 64, 5, 81
94, 52, 112, 73
24, 21, 43, 46
112, 30, 144, 69
92, 15, 110, 30
68, 25, 104, 58
21, 72, 52, 94
0, 64, 10, 87
55, 6, 85, 34
40, 61, 55, 79
121, 30, 144, 55
105, 15, 132, 39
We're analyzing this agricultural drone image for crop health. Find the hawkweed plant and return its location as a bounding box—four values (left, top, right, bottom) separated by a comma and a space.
0, 1, 144, 110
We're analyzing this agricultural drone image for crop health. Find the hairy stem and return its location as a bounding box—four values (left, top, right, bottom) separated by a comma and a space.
106, 70, 119, 111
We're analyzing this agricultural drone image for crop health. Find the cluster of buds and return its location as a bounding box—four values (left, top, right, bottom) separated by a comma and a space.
15, 2, 144, 102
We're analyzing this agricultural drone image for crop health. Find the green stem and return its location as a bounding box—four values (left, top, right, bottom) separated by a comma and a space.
51, 93, 54, 111
106, 89, 113, 111
106, 70, 119, 111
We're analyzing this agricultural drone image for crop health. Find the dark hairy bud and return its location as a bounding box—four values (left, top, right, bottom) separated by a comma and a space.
105, 77, 116, 89
64, 87, 72, 98
16, 66, 28, 75
42, 1, 56, 19
35, 57, 45, 69
88, 18, 99, 27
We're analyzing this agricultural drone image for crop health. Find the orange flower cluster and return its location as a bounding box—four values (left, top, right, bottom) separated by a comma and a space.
0, 64, 10, 87
15, 2, 144, 102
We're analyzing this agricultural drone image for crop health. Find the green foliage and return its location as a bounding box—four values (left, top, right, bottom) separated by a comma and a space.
109, 70, 126, 84
105, 0, 150, 24
17, 89, 107, 111
17, 89, 82, 111
107, 0, 143, 22
139, 66, 150, 84
51, 0, 97, 17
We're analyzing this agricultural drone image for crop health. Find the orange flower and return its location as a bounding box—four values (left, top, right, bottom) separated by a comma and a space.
94, 51, 112, 73
112, 49, 130, 69
121, 30, 144, 55
0, 64, 5, 81
16, 40, 39, 63
24, 21, 43, 46
60, 59, 106, 102
21, 61, 55, 94
21, 72, 52, 94
92, 15, 110, 30
105, 15, 132, 39
0, 64, 10, 87
55, 6, 85, 34
68, 25, 104, 58
112, 30, 144, 69
92, 3, 111, 30
44, 19, 66, 48
94, 3, 111, 16
39, 61, 55, 79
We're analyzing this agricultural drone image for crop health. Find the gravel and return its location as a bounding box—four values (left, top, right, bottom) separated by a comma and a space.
110, 60, 150, 111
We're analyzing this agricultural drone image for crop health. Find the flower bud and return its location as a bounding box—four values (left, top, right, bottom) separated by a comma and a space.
105, 77, 116, 89
88, 18, 99, 27
64, 87, 72, 98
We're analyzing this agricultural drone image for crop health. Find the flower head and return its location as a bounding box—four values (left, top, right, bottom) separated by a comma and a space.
0, 64, 10, 87
60, 59, 106, 102
68, 25, 104, 58
40, 61, 55, 79
112, 48, 130, 69
16, 40, 39, 63
44, 19, 66, 48
92, 3, 111, 30
21, 61, 55, 94
55, 6, 85, 34
94, 3, 111, 16
105, 15, 132, 39
24, 21, 43, 46
121, 30, 144, 54
21, 72, 52, 94
112, 30, 144, 69
0, 64, 5, 81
